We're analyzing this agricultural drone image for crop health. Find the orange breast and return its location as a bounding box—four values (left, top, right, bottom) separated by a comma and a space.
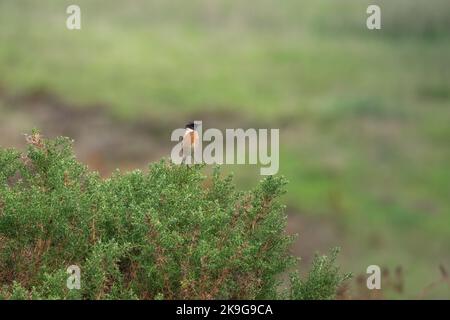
189, 131, 198, 146
184, 131, 198, 149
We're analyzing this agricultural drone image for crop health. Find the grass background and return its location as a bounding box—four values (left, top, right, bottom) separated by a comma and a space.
0, 0, 449, 298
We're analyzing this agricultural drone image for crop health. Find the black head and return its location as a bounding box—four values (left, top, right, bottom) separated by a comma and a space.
185, 122, 195, 130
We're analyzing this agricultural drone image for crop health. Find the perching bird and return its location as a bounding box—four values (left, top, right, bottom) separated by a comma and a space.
182, 121, 199, 164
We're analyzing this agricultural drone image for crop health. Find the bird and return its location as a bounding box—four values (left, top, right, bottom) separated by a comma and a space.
182, 121, 199, 164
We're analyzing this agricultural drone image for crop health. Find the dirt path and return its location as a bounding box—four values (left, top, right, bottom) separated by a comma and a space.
0, 88, 260, 175
0, 89, 175, 175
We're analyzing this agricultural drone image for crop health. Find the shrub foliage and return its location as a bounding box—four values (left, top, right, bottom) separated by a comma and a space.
0, 131, 349, 299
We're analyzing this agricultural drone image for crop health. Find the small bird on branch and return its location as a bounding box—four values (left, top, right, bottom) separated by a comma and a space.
182, 121, 199, 165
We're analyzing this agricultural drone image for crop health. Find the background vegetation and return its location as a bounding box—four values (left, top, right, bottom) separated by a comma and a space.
0, 0, 449, 298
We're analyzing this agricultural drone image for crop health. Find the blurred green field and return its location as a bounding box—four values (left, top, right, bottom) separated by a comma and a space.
1, 0, 449, 298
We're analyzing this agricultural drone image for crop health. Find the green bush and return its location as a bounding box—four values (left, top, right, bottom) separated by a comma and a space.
0, 131, 350, 299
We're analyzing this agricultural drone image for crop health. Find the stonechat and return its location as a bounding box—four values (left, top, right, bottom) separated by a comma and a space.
182, 121, 199, 164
